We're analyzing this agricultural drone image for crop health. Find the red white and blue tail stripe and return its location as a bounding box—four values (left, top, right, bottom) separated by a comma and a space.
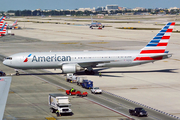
12, 20, 18, 26
134, 22, 175, 61
0, 16, 6, 29
140, 22, 175, 54
0, 22, 7, 37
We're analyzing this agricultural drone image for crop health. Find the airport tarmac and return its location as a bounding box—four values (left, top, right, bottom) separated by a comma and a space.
1, 16, 180, 119
1, 63, 128, 120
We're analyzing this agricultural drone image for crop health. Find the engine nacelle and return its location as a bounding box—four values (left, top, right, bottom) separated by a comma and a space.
62, 64, 84, 73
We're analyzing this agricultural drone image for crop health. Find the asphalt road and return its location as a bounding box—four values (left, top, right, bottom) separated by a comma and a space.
17, 69, 178, 120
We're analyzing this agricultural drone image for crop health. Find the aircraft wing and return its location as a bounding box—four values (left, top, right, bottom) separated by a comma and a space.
0, 77, 12, 120
61, 59, 117, 68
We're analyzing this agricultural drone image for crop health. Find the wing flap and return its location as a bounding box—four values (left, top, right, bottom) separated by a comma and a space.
59, 59, 117, 68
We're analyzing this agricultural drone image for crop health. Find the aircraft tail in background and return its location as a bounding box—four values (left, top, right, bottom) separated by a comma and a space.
0, 16, 6, 29
0, 22, 7, 37
12, 20, 18, 26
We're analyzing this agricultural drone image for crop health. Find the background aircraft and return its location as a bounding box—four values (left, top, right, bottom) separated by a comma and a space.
0, 16, 6, 29
89, 16, 104, 29
0, 77, 12, 120
0, 22, 7, 37
7, 20, 18, 29
3, 22, 175, 75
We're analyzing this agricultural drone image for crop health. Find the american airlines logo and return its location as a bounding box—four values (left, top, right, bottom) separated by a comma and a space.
32, 55, 71, 62
24, 54, 32, 62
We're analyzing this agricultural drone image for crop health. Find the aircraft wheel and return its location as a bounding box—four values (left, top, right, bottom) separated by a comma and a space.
16, 72, 19, 76
90, 70, 95, 75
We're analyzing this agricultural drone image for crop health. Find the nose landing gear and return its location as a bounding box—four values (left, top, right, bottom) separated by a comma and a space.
15, 69, 19, 76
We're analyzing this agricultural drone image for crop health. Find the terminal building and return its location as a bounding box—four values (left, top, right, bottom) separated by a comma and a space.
96, 7, 105, 11
105, 5, 119, 11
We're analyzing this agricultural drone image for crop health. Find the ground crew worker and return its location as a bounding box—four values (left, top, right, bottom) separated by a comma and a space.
56, 109, 60, 117
71, 87, 74, 92
99, 72, 102, 77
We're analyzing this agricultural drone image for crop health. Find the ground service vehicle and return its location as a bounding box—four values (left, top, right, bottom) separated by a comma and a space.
48, 94, 72, 116
129, 107, 148, 117
76, 91, 88, 97
66, 90, 88, 97
91, 87, 102, 94
66, 89, 77, 95
82, 80, 93, 89
0, 71, 6, 76
66, 73, 77, 83
77, 77, 87, 86
81, 80, 88, 87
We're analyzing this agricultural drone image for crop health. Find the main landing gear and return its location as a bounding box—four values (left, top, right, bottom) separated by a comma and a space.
84, 67, 95, 75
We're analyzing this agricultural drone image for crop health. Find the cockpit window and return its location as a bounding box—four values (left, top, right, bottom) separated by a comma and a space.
5, 57, 12, 60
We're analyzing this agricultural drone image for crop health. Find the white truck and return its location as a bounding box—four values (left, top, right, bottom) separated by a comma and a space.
91, 87, 102, 94
48, 94, 72, 115
66, 73, 77, 83
77, 77, 87, 86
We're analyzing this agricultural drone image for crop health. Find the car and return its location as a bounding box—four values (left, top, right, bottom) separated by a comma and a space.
129, 107, 148, 117
91, 87, 102, 94
0, 71, 6, 76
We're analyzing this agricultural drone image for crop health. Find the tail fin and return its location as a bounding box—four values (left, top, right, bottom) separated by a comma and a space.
12, 20, 18, 26
140, 22, 175, 54
0, 16, 6, 29
0, 22, 7, 35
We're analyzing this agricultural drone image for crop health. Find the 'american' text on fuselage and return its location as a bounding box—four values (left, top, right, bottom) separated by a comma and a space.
32, 55, 71, 62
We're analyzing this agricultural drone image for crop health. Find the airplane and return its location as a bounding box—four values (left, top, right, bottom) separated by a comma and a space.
7, 20, 18, 29
89, 16, 104, 29
0, 22, 7, 37
3, 22, 175, 75
0, 77, 12, 120
0, 16, 6, 29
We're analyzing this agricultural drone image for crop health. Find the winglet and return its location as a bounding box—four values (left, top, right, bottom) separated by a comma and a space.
0, 77, 12, 120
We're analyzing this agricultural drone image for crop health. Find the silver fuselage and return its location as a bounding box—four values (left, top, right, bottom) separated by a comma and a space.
3, 50, 150, 69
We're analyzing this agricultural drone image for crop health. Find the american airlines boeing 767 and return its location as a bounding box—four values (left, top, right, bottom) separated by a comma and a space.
3, 22, 175, 74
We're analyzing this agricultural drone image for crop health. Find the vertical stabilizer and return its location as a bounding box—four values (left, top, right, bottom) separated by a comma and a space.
134, 22, 175, 61
12, 20, 18, 26
0, 16, 6, 29
0, 22, 7, 37
140, 22, 175, 54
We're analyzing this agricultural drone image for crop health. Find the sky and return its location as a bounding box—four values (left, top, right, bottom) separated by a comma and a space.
1, 0, 180, 11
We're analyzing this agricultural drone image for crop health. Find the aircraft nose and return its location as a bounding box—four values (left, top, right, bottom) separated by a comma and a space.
3, 60, 7, 65
3, 59, 10, 66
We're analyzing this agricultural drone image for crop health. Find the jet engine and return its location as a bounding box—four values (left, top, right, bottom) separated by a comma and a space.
62, 64, 84, 73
